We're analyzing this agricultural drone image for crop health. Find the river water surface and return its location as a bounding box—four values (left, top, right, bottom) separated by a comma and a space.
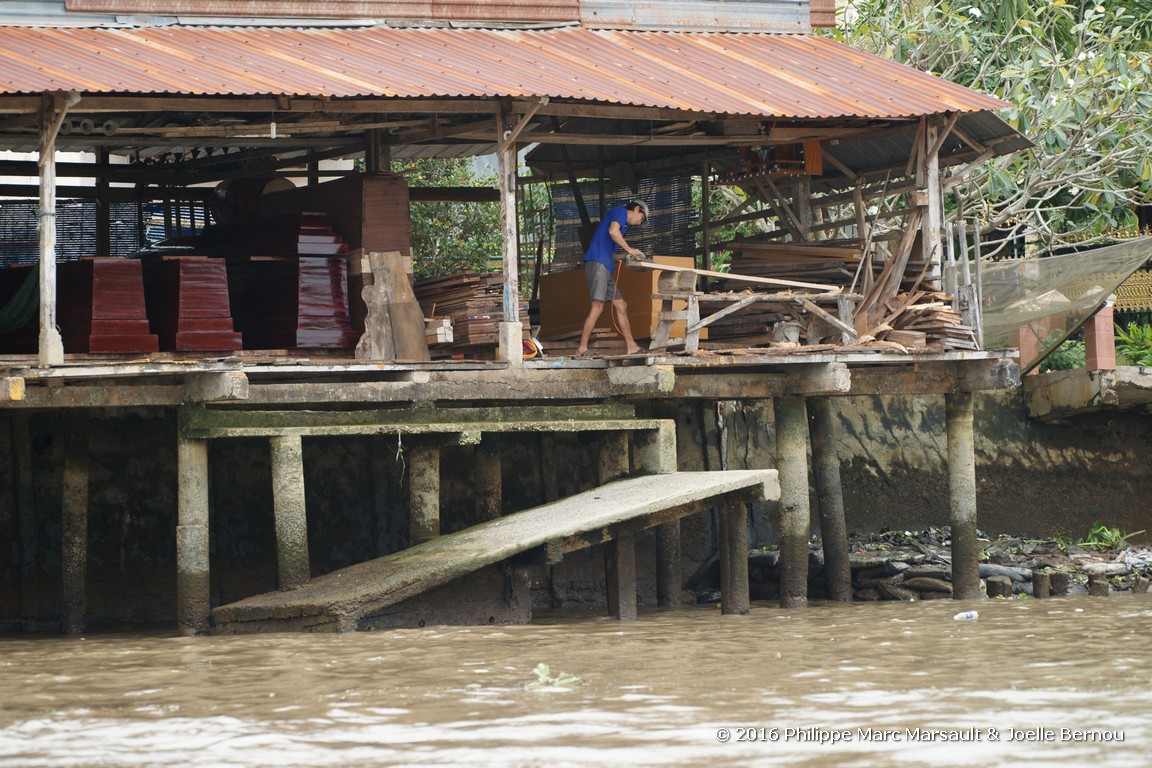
2, 595, 1150, 767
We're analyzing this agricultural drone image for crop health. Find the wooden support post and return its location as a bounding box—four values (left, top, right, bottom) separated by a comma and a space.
270, 434, 310, 590
719, 502, 750, 615
1032, 570, 1051, 599
37, 93, 70, 367
794, 175, 813, 241
598, 431, 630, 485
701, 160, 712, 272
14, 415, 38, 630
474, 438, 502, 522
920, 119, 943, 288
496, 105, 524, 368
61, 418, 90, 635
409, 444, 441, 544
775, 396, 810, 608
946, 392, 980, 600
176, 435, 211, 635
809, 398, 851, 602
605, 535, 638, 620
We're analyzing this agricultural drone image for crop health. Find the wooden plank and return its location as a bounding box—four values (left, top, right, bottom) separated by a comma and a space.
632, 259, 840, 293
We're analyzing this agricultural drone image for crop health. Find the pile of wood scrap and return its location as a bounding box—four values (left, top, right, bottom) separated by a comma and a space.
860, 290, 978, 350
413, 270, 529, 358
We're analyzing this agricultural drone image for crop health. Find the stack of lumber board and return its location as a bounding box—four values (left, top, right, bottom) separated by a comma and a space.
865, 290, 978, 350
721, 241, 872, 290
413, 271, 529, 357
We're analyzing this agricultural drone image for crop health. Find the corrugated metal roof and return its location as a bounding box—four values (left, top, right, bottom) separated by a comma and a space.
0, 26, 1008, 120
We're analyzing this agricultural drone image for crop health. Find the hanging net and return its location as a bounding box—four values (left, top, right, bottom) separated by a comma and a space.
980, 238, 1152, 373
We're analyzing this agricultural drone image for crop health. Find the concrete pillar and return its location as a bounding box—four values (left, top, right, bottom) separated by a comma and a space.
1084, 304, 1116, 371
605, 535, 637, 620
474, 438, 502, 523
946, 392, 980, 600
176, 435, 211, 635
598, 432, 630, 485
809, 398, 851, 602
270, 434, 309, 590
775, 396, 810, 608
719, 502, 750, 615
409, 444, 440, 544
61, 420, 89, 635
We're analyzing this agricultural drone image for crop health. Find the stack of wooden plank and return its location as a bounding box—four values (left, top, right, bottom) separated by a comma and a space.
721, 241, 871, 290
413, 271, 529, 357
865, 290, 978, 350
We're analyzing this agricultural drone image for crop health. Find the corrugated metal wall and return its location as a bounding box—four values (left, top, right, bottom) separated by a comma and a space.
62, 0, 819, 32
581, 0, 808, 32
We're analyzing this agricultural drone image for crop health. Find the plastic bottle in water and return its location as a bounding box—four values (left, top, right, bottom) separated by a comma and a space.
953, 610, 979, 621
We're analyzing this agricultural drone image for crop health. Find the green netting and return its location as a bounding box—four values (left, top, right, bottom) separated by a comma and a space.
0, 264, 37, 333
980, 238, 1152, 373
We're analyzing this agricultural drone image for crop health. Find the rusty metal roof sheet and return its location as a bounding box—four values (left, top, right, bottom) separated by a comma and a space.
0, 25, 1008, 119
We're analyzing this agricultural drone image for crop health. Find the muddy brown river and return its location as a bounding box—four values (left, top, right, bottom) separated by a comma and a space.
2, 595, 1149, 767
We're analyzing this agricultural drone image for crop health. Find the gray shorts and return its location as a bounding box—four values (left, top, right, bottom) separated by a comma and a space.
585, 260, 619, 302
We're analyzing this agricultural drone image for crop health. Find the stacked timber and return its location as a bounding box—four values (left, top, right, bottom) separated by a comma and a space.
413, 271, 529, 358
721, 240, 870, 290
861, 290, 979, 351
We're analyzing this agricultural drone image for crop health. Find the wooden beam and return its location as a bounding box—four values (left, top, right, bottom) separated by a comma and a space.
632, 260, 840, 292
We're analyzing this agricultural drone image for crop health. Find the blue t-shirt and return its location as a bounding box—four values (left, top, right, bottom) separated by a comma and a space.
583, 206, 629, 271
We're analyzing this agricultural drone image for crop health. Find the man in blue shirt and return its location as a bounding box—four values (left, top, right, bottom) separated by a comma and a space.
577, 200, 649, 356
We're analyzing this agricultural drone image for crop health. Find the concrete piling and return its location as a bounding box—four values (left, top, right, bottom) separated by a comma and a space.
775, 396, 810, 609
270, 434, 310, 590
474, 438, 502, 522
408, 444, 441, 544
719, 501, 750, 615
176, 435, 211, 635
945, 392, 980, 601
809, 398, 851, 602
605, 535, 638, 620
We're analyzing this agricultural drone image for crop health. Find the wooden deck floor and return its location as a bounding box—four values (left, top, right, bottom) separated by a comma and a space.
212, 469, 778, 633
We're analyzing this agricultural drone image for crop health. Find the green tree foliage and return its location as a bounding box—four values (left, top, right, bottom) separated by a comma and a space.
393, 158, 502, 279
832, 1, 1152, 255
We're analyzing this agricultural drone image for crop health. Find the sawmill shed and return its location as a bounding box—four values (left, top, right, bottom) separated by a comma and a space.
0, 1, 1040, 634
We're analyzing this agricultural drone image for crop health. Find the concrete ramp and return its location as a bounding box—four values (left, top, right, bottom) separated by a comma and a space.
212, 469, 778, 633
